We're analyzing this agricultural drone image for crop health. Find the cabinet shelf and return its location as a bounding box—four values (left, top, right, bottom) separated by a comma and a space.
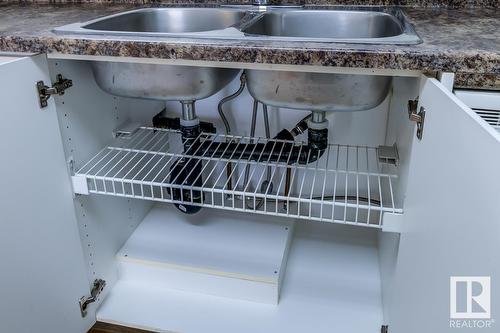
73, 127, 402, 228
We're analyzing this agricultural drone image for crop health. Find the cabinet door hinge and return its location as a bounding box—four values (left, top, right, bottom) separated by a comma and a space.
79, 278, 106, 317
408, 99, 426, 140
36, 74, 73, 108
381, 325, 389, 333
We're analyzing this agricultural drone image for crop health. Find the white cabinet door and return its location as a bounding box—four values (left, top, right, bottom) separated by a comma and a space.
0, 55, 94, 333
389, 76, 500, 332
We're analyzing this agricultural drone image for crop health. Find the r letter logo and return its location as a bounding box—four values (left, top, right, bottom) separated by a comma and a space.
450, 276, 491, 319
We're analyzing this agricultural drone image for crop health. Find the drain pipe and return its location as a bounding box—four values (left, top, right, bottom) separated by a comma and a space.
281, 114, 311, 201
191, 111, 328, 165
169, 101, 203, 214
180, 101, 197, 122
308, 111, 329, 152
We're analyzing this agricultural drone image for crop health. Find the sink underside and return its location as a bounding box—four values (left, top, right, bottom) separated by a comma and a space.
246, 70, 392, 112
91, 62, 241, 101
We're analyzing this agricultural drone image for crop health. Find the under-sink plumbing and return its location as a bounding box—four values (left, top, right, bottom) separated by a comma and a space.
170, 100, 204, 214
156, 103, 329, 215
151, 73, 330, 215
307, 111, 329, 151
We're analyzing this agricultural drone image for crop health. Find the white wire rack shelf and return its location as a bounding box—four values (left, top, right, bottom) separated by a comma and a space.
72, 127, 402, 228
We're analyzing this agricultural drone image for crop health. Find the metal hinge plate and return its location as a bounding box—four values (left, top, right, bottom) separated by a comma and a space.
381, 325, 389, 333
37, 74, 73, 108
79, 278, 106, 317
408, 99, 426, 140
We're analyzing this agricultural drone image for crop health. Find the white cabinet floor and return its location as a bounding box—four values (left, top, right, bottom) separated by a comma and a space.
115, 206, 293, 304
97, 215, 383, 333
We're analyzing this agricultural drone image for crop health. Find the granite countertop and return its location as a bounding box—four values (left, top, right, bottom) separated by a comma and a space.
0, 3, 499, 81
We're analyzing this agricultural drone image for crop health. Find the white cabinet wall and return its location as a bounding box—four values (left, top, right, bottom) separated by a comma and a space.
0, 54, 498, 333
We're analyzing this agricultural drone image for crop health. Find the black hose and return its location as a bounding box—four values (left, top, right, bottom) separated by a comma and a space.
291, 114, 311, 137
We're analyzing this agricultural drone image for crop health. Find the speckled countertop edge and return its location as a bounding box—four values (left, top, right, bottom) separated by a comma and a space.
454, 73, 500, 90
0, 3, 499, 87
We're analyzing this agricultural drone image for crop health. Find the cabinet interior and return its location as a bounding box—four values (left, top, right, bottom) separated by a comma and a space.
50, 59, 421, 332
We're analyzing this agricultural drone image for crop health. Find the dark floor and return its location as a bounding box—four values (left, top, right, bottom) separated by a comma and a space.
88, 322, 153, 333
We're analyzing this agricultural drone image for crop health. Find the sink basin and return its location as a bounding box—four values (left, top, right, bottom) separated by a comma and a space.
242, 9, 420, 44
91, 62, 240, 101
244, 10, 402, 39
82, 8, 245, 33
55, 8, 249, 37
246, 70, 391, 112
58, 8, 245, 101
243, 8, 419, 112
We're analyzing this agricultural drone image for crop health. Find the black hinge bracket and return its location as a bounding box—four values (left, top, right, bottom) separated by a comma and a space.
381, 325, 389, 333
79, 278, 106, 317
36, 74, 73, 108
408, 99, 426, 140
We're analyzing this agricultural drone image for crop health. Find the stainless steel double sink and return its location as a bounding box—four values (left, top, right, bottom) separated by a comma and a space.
55, 7, 420, 44
54, 7, 421, 112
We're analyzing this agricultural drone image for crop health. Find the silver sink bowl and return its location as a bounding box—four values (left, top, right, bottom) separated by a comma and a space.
243, 9, 414, 111
62, 8, 246, 101
242, 9, 420, 44
91, 62, 240, 101
83, 8, 245, 33
54, 8, 249, 38
244, 10, 402, 38
246, 70, 391, 112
